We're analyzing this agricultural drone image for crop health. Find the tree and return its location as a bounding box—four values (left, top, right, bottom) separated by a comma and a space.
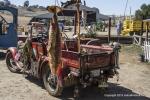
29, 5, 39, 8
135, 10, 142, 20
39, 6, 46, 10
135, 3, 150, 20
27, 5, 39, 11
24, 0, 29, 7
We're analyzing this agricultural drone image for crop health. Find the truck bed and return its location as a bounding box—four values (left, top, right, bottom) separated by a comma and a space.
61, 45, 115, 69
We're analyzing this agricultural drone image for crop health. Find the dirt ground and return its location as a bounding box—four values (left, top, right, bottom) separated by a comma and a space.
0, 45, 150, 100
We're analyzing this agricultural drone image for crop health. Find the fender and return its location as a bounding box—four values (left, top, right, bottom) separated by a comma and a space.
7, 47, 18, 59
39, 56, 63, 87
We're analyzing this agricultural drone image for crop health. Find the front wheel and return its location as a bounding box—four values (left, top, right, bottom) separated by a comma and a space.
6, 51, 19, 73
42, 65, 63, 96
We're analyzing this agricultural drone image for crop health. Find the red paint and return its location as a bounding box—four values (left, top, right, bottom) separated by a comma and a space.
7, 47, 17, 59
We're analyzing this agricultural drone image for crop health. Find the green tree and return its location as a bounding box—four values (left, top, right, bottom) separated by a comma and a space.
135, 10, 142, 20
135, 3, 150, 20
24, 0, 29, 8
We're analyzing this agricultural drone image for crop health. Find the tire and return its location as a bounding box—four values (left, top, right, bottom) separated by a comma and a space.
42, 65, 63, 97
6, 51, 19, 73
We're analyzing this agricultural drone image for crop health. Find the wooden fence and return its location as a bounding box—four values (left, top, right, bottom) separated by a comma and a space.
133, 35, 150, 46
143, 41, 150, 62
133, 35, 143, 46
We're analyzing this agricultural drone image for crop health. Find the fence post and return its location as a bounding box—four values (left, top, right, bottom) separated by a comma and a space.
141, 17, 144, 36
146, 22, 149, 42
139, 18, 144, 46
148, 41, 150, 62
139, 36, 142, 46
133, 35, 135, 45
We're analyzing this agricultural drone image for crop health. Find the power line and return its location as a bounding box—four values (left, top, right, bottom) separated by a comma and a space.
124, 0, 128, 18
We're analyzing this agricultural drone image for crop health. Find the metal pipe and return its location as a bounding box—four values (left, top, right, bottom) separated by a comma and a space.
74, 13, 77, 35
124, 0, 128, 19
108, 17, 111, 43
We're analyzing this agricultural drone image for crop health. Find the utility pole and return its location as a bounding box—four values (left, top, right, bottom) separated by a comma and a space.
76, 0, 81, 53
124, 0, 128, 19
130, 7, 132, 20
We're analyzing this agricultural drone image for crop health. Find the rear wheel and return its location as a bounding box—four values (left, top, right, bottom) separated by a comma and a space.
6, 51, 19, 73
42, 65, 63, 96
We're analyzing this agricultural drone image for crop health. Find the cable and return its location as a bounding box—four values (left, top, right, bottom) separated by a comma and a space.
56, 0, 60, 6
124, 0, 129, 19
55, 0, 57, 6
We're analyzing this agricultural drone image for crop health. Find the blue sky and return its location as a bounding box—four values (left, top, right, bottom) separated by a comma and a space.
2, 0, 150, 15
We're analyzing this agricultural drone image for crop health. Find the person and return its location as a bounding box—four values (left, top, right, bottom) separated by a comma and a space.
116, 21, 122, 36
58, 22, 64, 32
103, 22, 106, 32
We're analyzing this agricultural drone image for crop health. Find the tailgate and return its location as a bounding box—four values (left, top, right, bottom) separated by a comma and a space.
81, 52, 115, 69
80, 45, 115, 69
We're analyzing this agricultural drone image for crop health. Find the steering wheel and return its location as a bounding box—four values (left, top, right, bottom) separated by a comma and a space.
0, 15, 8, 24
37, 32, 48, 43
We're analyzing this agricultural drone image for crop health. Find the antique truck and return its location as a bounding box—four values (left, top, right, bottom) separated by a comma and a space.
6, 0, 120, 99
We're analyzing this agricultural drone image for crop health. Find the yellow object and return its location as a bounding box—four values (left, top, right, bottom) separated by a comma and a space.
122, 19, 150, 36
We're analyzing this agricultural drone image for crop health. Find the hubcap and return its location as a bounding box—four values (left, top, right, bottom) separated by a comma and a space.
46, 70, 57, 92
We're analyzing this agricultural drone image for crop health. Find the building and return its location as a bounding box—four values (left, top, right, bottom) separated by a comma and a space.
30, 4, 109, 26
